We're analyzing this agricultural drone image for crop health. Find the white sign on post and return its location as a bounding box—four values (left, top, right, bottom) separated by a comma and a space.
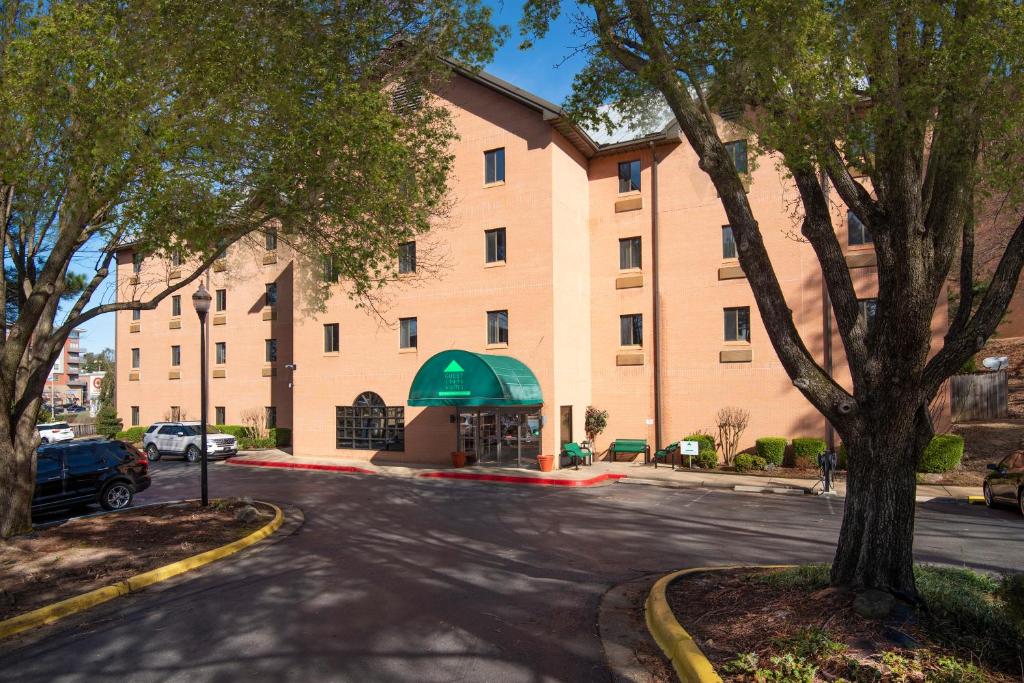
680, 441, 700, 456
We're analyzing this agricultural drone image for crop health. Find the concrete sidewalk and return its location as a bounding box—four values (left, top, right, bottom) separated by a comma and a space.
225, 450, 979, 501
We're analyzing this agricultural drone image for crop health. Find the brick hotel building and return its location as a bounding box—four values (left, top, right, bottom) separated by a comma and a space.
115, 64, 948, 467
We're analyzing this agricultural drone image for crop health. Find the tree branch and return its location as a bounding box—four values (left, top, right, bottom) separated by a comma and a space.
924, 214, 1024, 393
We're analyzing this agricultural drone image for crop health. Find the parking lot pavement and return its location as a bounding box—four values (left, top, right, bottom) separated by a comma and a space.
7, 460, 1022, 682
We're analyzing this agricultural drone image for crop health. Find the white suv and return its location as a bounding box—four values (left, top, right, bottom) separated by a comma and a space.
38, 422, 75, 444
141, 421, 238, 462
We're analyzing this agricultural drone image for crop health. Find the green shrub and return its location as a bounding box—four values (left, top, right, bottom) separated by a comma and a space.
694, 450, 718, 469
270, 427, 291, 447
95, 404, 123, 438
683, 432, 718, 468
37, 408, 54, 424
918, 434, 964, 473
239, 436, 275, 450
756, 437, 787, 466
958, 357, 978, 374
734, 453, 755, 472
790, 437, 826, 468
215, 424, 249, 439
115, 426, 148, 443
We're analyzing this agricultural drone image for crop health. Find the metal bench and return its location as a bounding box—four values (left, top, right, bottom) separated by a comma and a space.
561, 442, 592, 470
609, 438, 650, 463
652, 441, 680, 468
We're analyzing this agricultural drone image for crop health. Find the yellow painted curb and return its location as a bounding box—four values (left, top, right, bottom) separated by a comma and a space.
967, 496, 985, 505
645, 565, 794, 683
0, 502, 283, 641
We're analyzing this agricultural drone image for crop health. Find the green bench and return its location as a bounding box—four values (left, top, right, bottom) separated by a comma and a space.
609, 438, 650, 463
561, 442, 592, 470
652, 441, 679, 469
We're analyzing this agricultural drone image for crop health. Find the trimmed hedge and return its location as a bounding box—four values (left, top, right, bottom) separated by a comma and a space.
215, 424, 247, 439
791, 437, 826, 467
272, 427, 291, 448
734, 453, 768, 472
115, 426, 148, 443
755, 437, 787, 467
213, 424, 289, 448
918, 434, 965, 473
683, 432, 718, 469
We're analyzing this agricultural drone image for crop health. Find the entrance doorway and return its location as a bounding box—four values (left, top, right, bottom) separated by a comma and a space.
457, 407, 541, 467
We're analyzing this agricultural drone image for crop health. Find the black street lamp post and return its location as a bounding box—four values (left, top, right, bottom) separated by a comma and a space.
192, 283, 212, 506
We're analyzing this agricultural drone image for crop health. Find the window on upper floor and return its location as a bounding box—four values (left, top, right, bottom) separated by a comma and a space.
215, 342, 226, 364
399, 241, 416, 274
725, 140, 748, 174
170, 249, 183, 267
131, 348, 140, 368
619, 237, 642, 270
132, 253, 143, 273
265, 338, 277, 363
484, 148, 505, 185
618, 160, 641, 193
485, 228, 506, 264
724, 306, 751, 342
265, 227, 278, 251
322, 255, 340, 283
400, 317, 417, 349
722, 226, 737, 259
215, 289, 226, 312
324, 323, 340, 353
171, 345, 181, 366
848, 210, 873, 246
487, 310, 509, 345
265, 282, 278, 306
132, 308, 141, 321
171, 295, 181, 317
620, 314, 643, 347
858, 298, 878, 333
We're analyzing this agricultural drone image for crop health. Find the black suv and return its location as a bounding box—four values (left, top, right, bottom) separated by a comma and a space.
34, 440, 151, 513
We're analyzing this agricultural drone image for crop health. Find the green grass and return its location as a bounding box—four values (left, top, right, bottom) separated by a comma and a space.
757, 563, 1024, 673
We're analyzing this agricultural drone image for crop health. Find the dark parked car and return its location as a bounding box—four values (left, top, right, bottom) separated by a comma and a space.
34, 440, 151, 513
983, 451, 1024, 516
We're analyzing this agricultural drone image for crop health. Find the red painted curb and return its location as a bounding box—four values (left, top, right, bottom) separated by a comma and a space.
226, 459, 374, 475
417, 471, 626, 487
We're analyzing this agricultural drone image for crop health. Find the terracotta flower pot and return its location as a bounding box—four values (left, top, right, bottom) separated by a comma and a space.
451, 451, 467, 468
536, 454, 554, 472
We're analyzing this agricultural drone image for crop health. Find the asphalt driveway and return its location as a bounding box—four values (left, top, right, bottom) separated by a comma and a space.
2, 461, 1021, 682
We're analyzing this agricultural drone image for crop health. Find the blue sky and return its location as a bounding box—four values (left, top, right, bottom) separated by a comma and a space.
75, 1, 586, 354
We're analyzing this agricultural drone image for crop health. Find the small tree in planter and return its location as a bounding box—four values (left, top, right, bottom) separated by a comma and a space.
95, 405, 123, 439
584, 406, 608, 450
716, 407, 750, 466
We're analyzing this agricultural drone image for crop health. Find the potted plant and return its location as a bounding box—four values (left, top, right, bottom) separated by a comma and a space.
451, 450, 467, 468
536, 454, 554, 472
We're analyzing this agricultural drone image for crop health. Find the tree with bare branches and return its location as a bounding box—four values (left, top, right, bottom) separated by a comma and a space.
715, 406, 749, 466
0, 0, 501, 537
522, 0, 1024, 597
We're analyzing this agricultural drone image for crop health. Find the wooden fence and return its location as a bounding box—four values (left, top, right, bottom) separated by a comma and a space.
951, 371, 1008, 421
70, 422, 97, 438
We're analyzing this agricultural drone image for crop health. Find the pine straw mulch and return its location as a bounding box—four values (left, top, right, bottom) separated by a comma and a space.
0, 499, 272, 621
666, 567, 1022, 682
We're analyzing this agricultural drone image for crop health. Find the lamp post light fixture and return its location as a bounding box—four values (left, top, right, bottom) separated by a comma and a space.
192, 283, 212, 507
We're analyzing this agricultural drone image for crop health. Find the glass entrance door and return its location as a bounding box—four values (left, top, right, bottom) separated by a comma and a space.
458, 407, 542, 467
477, 411, 499, 463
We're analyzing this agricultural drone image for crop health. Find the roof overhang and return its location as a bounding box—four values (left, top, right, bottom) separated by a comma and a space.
408, 350, 543, 407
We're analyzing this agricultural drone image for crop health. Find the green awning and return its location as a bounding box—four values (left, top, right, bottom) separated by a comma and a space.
408, 350, 543, 407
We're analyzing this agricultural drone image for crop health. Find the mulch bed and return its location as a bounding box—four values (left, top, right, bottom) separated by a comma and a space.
666, 568, 1018, 682
0, 500, 272, 621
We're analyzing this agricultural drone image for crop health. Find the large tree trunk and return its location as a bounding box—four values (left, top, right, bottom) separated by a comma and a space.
831, 409, 931, 598
0, 431, 37, 538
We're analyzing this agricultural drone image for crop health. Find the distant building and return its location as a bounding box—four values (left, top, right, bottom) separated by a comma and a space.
82, 371, 107, 416
46, 329, 86, 408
